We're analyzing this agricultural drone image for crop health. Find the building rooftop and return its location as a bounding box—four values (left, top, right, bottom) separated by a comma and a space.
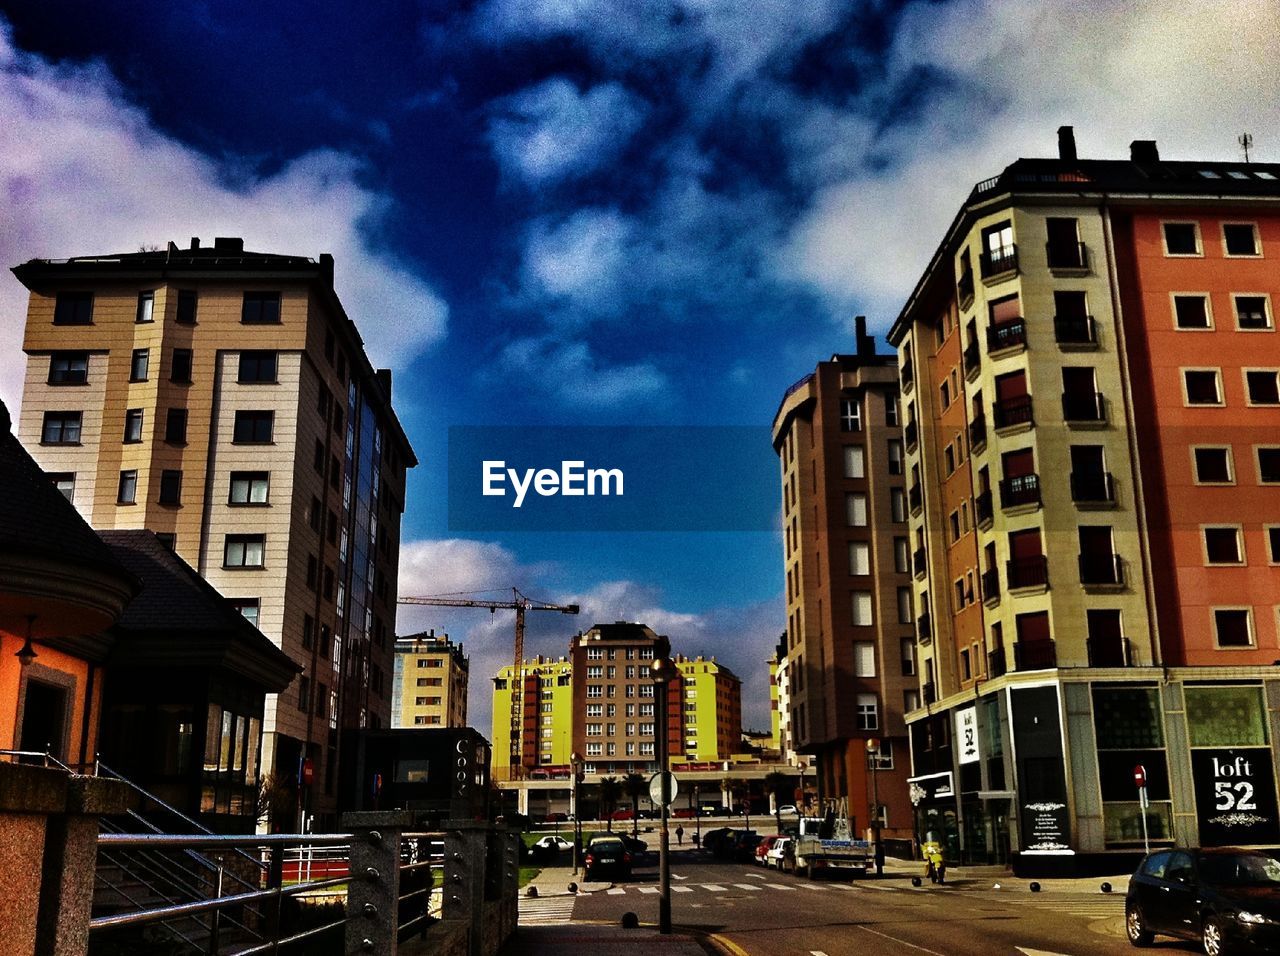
579, 622, 661, 642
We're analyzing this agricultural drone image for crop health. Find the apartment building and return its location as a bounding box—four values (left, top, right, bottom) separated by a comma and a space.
491, 657, 574, 782
673, 655, 742, 764
889, 129, 1280, 872
771, 319, 913, 840
13, 238, 415, 824
391, 631, 469, 729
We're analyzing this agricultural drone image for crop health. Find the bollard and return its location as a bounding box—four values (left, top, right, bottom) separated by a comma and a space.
342, 811, 413, 956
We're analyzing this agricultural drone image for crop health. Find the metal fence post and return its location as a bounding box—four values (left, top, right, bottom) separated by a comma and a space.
342, 810, 412, 956
442, 822, 489, 956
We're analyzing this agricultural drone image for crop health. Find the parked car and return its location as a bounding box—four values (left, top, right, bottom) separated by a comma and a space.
610, 808, 635, 821
766, 836, 793, 871
619, 834, 648, 859
673, 808, 697, 819
584, 836, 633, 882
532, 835, 573, 853
732, 831, 763, 863
777, 805, 798, 815
544, 812, 569, 823
755, 835, 781, 865
1126, 846, 1280, 954
701, 827, 734, 855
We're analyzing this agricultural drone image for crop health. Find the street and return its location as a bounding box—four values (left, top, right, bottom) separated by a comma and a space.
521, 848, 1202, 956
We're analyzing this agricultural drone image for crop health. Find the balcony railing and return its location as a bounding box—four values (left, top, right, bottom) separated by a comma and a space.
1013, 640, 1057, 671
904, 419, 918, 450
913, 547, 927, 578
1046, 240, 1088, 271
987, 318, 1027, 353
988, 647, 1007, 678
901, 361, 915, 392
1079, 552, 1124, 586
979, 244, 1019, 279
909, 484, 923, 515
1087, 636, 1132, 668
993, 395, 1034, 430
957, 269, 975, 307
922, 680, 937, 704
1062, 390, 1106, 423
1054, 314, 1097, 345
975, 490, 994, 526
917, 613, 932, 640
1070, 470, 1115, 504
1007, 555, 1049, 589
981, 567, 1000, 605
969, 415, 987, 450
1000, 472, 1041, 509
963, 340, 981, 378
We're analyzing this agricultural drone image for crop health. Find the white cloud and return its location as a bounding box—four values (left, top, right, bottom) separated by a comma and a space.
488, 77, 648, 185
497, 337, 668, 407
0, 22, 448, 412
522, 207, 632, 305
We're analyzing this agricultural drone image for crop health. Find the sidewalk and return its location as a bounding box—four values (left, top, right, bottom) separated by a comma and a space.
875, 855, 1131, 895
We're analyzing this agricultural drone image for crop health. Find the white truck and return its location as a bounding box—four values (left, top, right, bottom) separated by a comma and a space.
789, 815, 874, 878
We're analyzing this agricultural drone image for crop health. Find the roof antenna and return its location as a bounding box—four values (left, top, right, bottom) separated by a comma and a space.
1238, 132, 1253, 163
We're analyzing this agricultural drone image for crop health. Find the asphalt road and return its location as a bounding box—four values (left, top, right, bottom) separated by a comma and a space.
563, 849, 1202, 956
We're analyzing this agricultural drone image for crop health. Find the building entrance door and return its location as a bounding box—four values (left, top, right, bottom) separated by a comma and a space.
20, 678, 69, 761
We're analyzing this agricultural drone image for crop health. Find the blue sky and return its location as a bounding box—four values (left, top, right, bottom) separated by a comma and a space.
1, 0, 1276, 734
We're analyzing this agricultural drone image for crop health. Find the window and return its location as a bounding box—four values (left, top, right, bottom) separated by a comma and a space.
890, 487, 906, 522
849, 541, 870, 576
586, 685, 603, 699
136, 291, 155, 323
1257, 447, 1280, 483
960, 647, 972, 681
1183, 369, 1222, 406
940, 380, 950, 408
885, 393, 899, 426
897, 587, 913, 624
904, 689, 921, 712
1193, 447, 1233, 484
232, 410, 274, 443
1162, 221, 1201, 256
1270, 527, 1280, 564
54, 292, 93, 325
48, 352, 88, 385
843, 445, 865, 479
944, 444, 955, 474
48, 472, 75, 502
855, 694, 879, 730
586, 646, 604, 660
887, 439, 903, 475
298, 676, 311, 711
159, 469, 182, 505
893, 537, 909, 573
165, 408, 188, 444
123, 408, 144, 443
1223, 223, 1260, 257
1173, 295, 1211, 330
117, 470, 137, 504
851, 590, 873, 626
242, 291, 282, 324
230, 598, 259, 627
1045, 217, 1084, 268
238, 350, 278, 383
840, 398, 862, 432
1212, 608, 1253, 647
165, 350, 192, 387
229, 471, 269, 504
854, 642, 876, 677
130, 348, 150, 382
224, 534, 266, 568
176, 290, 198, 324
1246, 370, 1280, 405
1204, 526, 1244, 564
845, 492, 867, 527
901, 638, 915, 675
1234, 295, 1272, 330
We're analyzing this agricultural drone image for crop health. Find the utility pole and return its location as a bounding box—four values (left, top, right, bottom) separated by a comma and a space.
651, 636, 673, 934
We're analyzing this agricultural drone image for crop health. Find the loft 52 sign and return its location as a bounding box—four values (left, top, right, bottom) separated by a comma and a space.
1191, 748, 1280, 846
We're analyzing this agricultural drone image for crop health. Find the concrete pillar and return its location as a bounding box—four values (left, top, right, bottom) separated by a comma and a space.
342, 810, 413, 956
443, 822, 489, 956
516, 786, 529, 817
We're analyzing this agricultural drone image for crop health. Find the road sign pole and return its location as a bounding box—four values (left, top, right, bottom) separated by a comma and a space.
1134, 765, 1149, 856
656, 672, 671, 934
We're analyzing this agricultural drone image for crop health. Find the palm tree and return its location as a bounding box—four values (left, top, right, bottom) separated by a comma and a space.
598, 776, 622, 831
623, 773, 647, 838
763, 771, 791, 834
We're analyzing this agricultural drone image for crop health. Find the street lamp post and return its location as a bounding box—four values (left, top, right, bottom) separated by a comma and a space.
570, 751, 584, 876
866, 739, 884, 877
650, 639, 673, 935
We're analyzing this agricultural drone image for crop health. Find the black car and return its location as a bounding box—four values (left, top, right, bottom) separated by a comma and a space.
584, 836, 632, 883
701, 827, 734, 855
1126, 847, 1280, 955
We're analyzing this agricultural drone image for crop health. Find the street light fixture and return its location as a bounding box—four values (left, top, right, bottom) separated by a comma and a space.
649, 638, 673, 935
570, 751, 585, 876
866, 738, 884, 876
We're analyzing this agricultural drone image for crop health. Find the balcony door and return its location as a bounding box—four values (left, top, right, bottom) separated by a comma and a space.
1079, 525, 1117, 583
1008, 528, 1045, 588
996, 370, 1028, 402
19, 675, 71, 762
984, 221, 1014, 260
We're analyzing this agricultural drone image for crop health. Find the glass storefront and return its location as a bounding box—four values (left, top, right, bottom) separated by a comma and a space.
1092, 686, 1172, 848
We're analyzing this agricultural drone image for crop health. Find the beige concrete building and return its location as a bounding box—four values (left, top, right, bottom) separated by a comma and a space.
13, 237, 415, 824
391, 632, 468, 729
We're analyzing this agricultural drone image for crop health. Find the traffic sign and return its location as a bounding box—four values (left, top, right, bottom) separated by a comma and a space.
1133, 764, 1146, 788
649, 771, 679, 807
301, 757, 315, 786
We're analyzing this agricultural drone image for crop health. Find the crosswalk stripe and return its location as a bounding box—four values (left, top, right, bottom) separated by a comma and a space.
607, 888, 626, 895
764, 883, 795, 891
673, 886, 694, 893
732, 883, 763, 891
518, 896, 576, 926
637, 886, 660, 894
795, 883, 828, 891
701, 884, 728, 891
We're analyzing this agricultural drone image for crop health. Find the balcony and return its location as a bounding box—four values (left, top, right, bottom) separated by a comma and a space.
987, 318, 1027, 354
1013, 640, 1057, 671
975, 490, 994, 527
1006, 555, 1049, 590
957, 269, 975, 309
999, 473, 1042, 510
963, 340, 981, 379
909, 483, 923, 515
1070, 470, 1115, 505
913, 546, 927, 579
901, 360, 915, 393
1054, 314, 1098, 347
1087, 636, 1132, 668
904, 419, 918, 451
981, 567, 1000, 606
1062, 390, 1107, 424
1046, 240, 1089, 273
993, 395, 1034, 431
979, 244, 1019, 281
988, 647, 1008, 678
1079, 552, 1125, 588
922, 680, 937, 704
917, 613, 932, 641
968, 415, 987, 451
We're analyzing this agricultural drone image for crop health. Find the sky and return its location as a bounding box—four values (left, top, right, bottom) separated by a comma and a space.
2, 0, 1278, 736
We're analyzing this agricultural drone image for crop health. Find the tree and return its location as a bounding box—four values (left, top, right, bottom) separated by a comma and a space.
623, 773, 647, 838
721, 777, 748, 829
598, 776, 622, 831
763, 771, 791, 834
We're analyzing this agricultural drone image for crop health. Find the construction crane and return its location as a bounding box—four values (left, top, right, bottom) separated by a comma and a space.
398, 589, 579, 778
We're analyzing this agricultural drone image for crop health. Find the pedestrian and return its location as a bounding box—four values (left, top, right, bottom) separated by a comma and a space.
676, 825, 684, 845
